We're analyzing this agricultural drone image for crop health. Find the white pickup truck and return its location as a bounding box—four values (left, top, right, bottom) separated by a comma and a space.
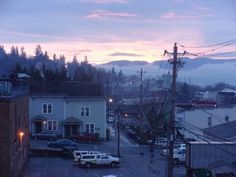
79, 154, 120, 168
161, 148, 186, 164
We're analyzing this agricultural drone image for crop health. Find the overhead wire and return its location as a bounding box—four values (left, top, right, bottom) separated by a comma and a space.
176, 122, 236, 158
201, 50, 236, 57
176, 92, 236, 140
179, 38, 236, 58
179, 38, 236, 49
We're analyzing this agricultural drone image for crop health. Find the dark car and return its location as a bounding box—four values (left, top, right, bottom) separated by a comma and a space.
71, 133, 99, 143
47, 139, 78, 149
32, 131, 57, 140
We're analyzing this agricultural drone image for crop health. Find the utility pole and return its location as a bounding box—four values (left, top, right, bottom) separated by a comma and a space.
164, 43, 185, 177
117, 106, 120, 157
138, 68, 146, 105
137, 68, 146, 146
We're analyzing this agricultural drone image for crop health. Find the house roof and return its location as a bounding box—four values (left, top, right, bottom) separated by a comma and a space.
30, 81, 104, 97
203, 120, 236, 139
219, 88, 236, 94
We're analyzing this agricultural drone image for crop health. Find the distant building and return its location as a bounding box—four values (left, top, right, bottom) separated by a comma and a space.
176, 106, 236, 141
0, 79, 30, 177
30, 81, 107, 139
216, 88, 236, 107
203, 120, 236, 141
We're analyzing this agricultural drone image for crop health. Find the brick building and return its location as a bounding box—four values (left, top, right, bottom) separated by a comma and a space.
0, 80, 30, 177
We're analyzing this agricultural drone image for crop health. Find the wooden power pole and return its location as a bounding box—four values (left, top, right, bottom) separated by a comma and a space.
165, 43, 185, 177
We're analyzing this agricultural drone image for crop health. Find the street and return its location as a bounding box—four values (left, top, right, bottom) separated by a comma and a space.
23, 126, 186, 177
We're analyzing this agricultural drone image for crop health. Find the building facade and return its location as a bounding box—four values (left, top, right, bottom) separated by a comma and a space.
29, 82, 106, 139
0, 80, 29, 177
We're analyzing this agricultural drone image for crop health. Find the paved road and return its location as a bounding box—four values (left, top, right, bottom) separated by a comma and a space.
24, 126, 186, 177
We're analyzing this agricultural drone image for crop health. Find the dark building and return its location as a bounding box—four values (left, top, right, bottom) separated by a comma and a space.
0, 79, 30, 177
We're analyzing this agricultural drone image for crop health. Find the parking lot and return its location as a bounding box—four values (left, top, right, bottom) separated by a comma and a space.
23, 127, 186, 177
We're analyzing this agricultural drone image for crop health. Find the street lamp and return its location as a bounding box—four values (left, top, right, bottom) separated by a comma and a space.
43, 121, 46, 131
107, 98, 113, 118
19, 131, 24, 148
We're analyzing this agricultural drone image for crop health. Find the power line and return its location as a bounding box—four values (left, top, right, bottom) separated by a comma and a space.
199, 50, 236, 57
179, 38, 236, 49
176, 122, 236, 158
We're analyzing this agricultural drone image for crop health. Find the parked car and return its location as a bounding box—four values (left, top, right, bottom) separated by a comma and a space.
155, 138, 168, 148
161, 146, 186, 157
173, 148, 186, 164
73, 151, 100, 164
32, 131, 57, 140
71, 133, 99, 143
73, 151, 111, 164
79, 154, 120, 168
47, 139, 78, 149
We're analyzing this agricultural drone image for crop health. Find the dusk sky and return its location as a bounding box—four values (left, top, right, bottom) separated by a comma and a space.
0, 0, 235, 64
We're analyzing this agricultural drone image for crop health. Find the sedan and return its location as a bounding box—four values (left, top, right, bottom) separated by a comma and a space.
47, 139, 78, 149
71, 133, 99, 143
32, 131, 57, 140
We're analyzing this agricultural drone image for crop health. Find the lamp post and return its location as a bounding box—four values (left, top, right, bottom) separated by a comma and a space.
117, 106, 120, 157
43, 121, 46, 131
107, 98, 113, 119
19, 131, 24, 148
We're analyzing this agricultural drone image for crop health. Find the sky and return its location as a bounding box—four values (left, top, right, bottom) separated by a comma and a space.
0, 0, 236, 64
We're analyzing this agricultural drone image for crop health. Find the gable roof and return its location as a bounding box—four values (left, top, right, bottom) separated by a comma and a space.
62, 117, 83, 125
203, 120, 236, 140
30, 81, 104, 97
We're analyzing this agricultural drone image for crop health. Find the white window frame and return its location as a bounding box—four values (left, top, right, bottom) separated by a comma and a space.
80, 106, 90, 117
42, 103, 53, 114
47, 120, 58, 131
84, 123, 95, 133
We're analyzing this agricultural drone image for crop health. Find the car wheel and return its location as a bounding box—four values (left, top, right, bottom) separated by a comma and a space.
173, 158, 179, 164
34, 136, 38, 140
111, 162, 116, 168
86, 163, 91, 168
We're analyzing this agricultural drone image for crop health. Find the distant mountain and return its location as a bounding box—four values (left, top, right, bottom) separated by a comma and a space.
97, 57, 236, 86
152, 57, 236, 70
105, 60, 149, 67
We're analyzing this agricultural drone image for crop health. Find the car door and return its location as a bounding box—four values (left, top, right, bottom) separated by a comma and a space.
178, 149, 186, 162
58, 140, 65, 148
100, 155, 109, 165
96, 155, 102, 165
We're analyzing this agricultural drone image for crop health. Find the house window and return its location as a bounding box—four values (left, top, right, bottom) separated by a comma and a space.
208, 117, 212, 127
85, 123, 95, 133
80, 106, 90, 117
225, 116, 229, 122
42, 103, 53, 114
47, 120, 57, 131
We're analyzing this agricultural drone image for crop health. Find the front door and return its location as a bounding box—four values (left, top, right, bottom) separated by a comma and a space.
65, 125, 71, 138
35, 121, 42, 133
72, 125, 79, 135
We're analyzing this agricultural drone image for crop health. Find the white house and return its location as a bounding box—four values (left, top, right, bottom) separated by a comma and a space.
29, 82, 107, 139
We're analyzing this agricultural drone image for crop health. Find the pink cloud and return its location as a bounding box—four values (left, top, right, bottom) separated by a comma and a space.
160, 10, 213, 21
160, 12, 197, 20
85, 10, 139, 19
81, 0, 129, 3
173, 0, 185, 3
